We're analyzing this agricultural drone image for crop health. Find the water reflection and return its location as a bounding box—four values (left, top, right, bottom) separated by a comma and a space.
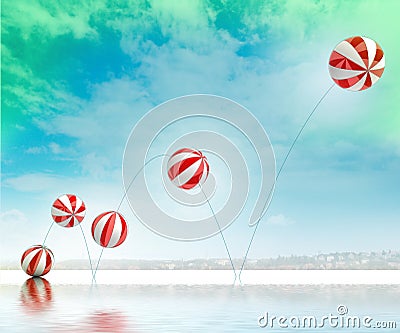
8, 283, 397, 332
20, 277, 53, 313
52, 310, 132, 333
82, 311, 131, 333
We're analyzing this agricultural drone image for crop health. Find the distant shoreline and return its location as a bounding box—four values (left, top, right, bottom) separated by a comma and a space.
2, 270, 400, 285
2, 250, 399, 270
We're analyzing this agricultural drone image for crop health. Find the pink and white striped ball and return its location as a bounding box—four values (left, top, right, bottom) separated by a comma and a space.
51, 194, 86, 228
91, 211, 128, 248
21, 245, 54, 277
167, 148, 209, 190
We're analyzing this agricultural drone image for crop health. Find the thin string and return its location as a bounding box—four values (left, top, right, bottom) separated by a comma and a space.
92, 154, 167, 283
116, 154, 167, 212
239, 83, 335, 278
42, 222, 54, 246
79, 223, 95, 281
92, 247, 104, 284
199, 184, 237, 281
43, 219, 96, 280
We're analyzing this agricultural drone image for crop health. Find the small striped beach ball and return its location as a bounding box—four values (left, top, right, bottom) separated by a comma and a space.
91, 211, 128, 248
21, 245, 54, 277
167, 148, 209, 190
329, 36, 385, 91
51, 194, 86, 228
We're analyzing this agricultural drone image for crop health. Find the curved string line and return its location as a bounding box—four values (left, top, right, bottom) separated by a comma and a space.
43, 219, 96, 280
42, 222, 54, 246
117, 152, 237, 281
239, 83, 335, 278
199, 184, 237, 281
92, 154, 167, 283
43, 219, 95, 282
79, 223, 95, 281
92, 247, 104, 284
116, 154, 167, 212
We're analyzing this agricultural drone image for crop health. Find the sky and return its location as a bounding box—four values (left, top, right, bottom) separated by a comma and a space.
1, 0, 400, 264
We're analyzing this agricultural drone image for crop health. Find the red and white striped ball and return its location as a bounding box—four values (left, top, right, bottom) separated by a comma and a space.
51, 194, 86, 228
329, 36, 385, 91
167, 148, 209, 190
21, 245, 54, 277
91, 211, 128, 248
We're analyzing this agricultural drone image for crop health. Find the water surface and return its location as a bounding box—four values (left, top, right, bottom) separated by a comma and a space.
1, 280, 399, 332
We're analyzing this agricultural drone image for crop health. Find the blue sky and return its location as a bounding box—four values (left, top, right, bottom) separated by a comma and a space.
1, 0, 399, 263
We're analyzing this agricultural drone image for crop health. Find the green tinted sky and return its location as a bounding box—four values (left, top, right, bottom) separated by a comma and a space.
1, 0, 399, 261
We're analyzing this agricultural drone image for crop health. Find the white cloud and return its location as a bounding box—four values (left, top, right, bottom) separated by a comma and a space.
3, 171, 122, 194
30, 27, 329, 184
48, 142, 62, 154
4, 173, 62, 192
266, 214, 295, 226
35, 78, 153, 179
39, 79, 151, 144
14, 0, 384, 183
2, 43, 85, 120
25, 146, 47, 154
2, 1, 101, 40
0, 209, 28, 224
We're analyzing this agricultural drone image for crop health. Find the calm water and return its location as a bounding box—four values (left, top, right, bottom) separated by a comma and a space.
0, 281, 399, 332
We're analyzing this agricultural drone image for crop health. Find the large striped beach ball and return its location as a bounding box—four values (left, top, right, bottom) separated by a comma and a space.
21, 245, 54, 277
91, 211, 128, 248
51, 194, 86, 228
329, 36, 385, 91
167, 148, 209, 190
